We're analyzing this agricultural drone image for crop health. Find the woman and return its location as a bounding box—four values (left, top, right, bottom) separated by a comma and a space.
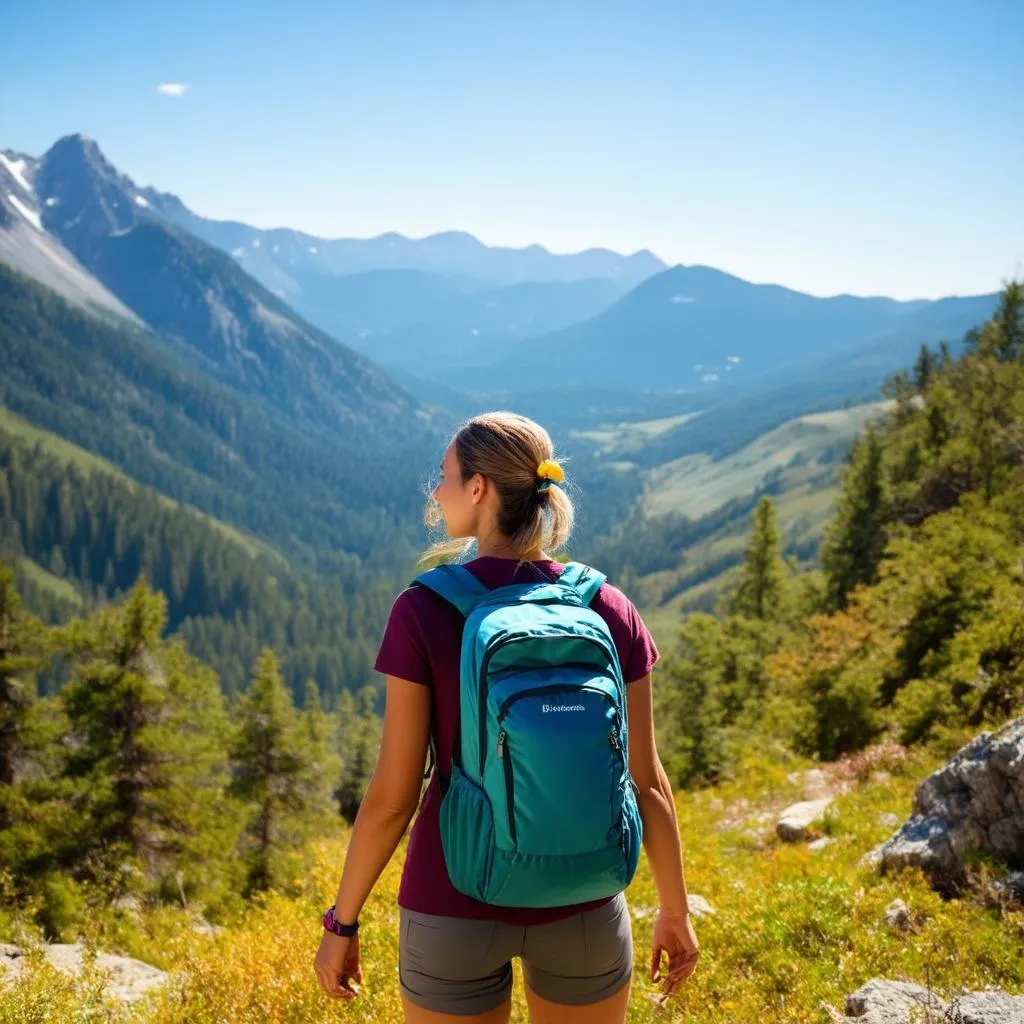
314, 412, 699, 1022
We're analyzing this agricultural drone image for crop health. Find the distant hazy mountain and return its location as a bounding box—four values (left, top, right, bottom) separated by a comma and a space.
139, 186, 666, 289
453, 263, 995, 394
2, 134, 423, 442
342, 275, 629, 372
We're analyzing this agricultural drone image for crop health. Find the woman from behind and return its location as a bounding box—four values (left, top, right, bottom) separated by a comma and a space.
314, 411, 699, 1022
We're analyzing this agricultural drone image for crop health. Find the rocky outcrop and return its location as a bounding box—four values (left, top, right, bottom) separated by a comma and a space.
0, 943, 167, 1003
777, 797, 834, 842
868, 717, 1024, 888
630, 893, 716, 921
835, 978, 1024, 1023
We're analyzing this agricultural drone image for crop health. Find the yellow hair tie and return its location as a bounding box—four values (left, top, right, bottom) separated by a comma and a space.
536, 459, 565, 487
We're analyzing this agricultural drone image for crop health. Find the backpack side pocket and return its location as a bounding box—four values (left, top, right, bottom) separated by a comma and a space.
439, 764, 498, 902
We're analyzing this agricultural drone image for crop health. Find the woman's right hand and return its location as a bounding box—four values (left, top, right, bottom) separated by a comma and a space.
649, 909, 699, 1004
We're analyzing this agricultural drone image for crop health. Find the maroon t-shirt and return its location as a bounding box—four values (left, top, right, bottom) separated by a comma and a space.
374, 556, 659, 926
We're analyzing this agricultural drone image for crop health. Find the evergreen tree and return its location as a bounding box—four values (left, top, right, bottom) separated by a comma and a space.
0, 564, 46, 792
303, 678, 342, 815
0, 564, 54, 844
729, 498, 786, 620
230, 649, 321, 893
335, 685, 381, 824
820, 429, 888, 610
60, 580, 236, 891
913, 344, 937, 392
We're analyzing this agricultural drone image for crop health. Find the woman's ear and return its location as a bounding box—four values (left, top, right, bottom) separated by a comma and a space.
470, 474, 486, 505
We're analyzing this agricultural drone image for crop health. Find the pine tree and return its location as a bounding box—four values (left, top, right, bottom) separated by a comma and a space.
0, 564, 51, 831
729, 498, 786, 620
821, 429, 888, 610
303, 678, 342, 815
60, 580, 235, 891
230, 649, 320, 893
335, 685, 381, 824
913, 344, 937, 392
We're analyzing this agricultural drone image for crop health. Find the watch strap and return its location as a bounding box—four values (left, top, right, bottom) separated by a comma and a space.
323, 905, 359, 938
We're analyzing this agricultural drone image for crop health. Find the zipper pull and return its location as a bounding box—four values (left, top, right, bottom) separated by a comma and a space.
497, 730, 506, 757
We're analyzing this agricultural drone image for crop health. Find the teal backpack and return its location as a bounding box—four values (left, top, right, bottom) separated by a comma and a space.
412, 560, 642, 908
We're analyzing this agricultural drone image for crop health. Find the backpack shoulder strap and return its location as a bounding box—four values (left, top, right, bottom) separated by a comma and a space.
412, 563, 490, 619
558, 561, 607, 607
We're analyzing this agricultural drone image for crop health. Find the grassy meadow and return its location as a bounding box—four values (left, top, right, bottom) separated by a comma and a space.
3, 737, 1021, 1023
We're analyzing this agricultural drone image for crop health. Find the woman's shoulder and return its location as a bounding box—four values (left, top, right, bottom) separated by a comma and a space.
388, 581, 465, 627
590, 577, 643, 625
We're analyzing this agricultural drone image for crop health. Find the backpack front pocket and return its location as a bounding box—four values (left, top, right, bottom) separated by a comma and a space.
494, 678, 622, 857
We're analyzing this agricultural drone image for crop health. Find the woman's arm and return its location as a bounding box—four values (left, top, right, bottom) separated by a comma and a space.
331, 675, 431, 924
626, 673, 690, 916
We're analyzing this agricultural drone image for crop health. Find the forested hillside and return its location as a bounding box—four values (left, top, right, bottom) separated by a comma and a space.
0, 422, 396, 698
0, 263, 436, 569
655, 283, 1024, 786
0, 286, 1020, 1022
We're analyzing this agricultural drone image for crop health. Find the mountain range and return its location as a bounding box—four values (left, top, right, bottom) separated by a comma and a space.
0, 131, 1010, 693
2, 135, 999, 419
1, 136, 425, 444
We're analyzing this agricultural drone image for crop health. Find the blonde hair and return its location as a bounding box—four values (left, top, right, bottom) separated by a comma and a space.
420, 411, 575, 566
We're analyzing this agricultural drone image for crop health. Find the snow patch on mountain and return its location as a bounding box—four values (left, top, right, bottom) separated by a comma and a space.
0, 154, 32, 193
7, 193, 41, 230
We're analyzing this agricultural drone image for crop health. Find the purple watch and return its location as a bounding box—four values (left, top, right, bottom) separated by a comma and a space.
323, 906, 359, 938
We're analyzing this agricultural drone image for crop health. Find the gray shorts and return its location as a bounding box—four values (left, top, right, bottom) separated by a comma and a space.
399, 893, 633, 1016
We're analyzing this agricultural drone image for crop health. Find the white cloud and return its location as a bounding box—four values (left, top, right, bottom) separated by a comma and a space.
157, 83, 190, 97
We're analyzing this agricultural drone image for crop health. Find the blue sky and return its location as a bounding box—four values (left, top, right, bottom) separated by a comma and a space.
2, 0, 1021, 299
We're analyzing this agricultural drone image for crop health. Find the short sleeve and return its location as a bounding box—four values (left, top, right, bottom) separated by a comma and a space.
591, 582, 660, 684
374, 588, 432, 686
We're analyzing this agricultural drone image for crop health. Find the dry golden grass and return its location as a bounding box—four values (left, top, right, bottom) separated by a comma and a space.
2, 744, 1021, 1022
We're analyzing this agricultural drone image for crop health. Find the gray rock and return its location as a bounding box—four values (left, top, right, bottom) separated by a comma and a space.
686, 894, 716, 918
777, 797, 834, 842
882, 899, 913, 933
788, 767, 836, 800
868, 717, 1024, 888
844, 978, 946, 1021
837, 979, 1024, 1023
809, 836, 834, 852
0, 943, 167, 1003
631, 895, 715, 921
951, 989, 1024, 1023
191, 919, 224, 937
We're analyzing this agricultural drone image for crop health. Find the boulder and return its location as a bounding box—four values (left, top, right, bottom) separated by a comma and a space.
953, 990, 1024, 1023
843, 978, 946, 1021
836, 978, 1024, 1023
882, 899, 913, 933
868, 717, 1024, 888
0, 943, 167, 1003
686, 894, 716, 919
630, 894, 715, 921
777, 797, 834, 842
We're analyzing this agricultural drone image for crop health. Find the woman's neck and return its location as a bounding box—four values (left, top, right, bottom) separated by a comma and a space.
475, 535, 546, 561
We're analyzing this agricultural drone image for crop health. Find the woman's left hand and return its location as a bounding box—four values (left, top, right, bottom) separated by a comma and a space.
314, 932, 362, 999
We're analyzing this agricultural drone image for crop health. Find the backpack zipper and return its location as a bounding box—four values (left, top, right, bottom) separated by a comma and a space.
477, 632, 618, 776
495, 689, 624, 853
496, 729, 517, 846
496, 682, 617, 723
